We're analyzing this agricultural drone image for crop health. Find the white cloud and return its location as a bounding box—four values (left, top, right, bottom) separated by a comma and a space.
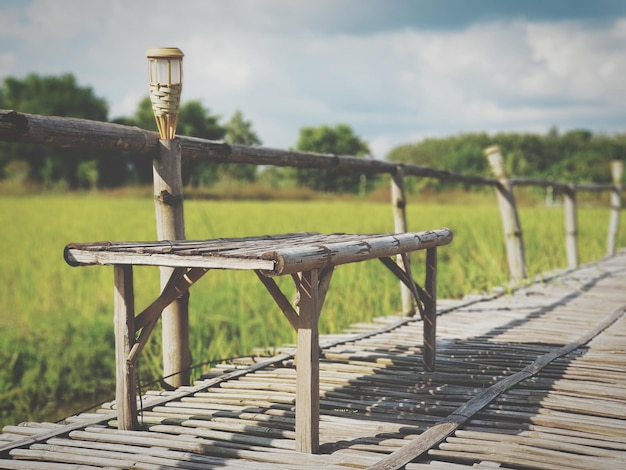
525, 20, 626, 101
1, 1, 625, 157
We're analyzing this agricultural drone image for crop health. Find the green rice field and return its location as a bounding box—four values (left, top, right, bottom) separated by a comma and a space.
0, 192, 623, 426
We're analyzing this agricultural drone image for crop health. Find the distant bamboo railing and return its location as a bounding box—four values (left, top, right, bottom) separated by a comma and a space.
0, 109, 623, 375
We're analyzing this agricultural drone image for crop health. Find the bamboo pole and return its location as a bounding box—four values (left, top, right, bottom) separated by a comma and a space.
0, 110, 498, 186
423, 248, 437, 372
563, 184, 578, 269
295, 269, 321, 454
153, 139, 189, 388
113, 265, 138, 430
484, 146, 527, 282
607, 160, 623, 256
391, 166, 414, 315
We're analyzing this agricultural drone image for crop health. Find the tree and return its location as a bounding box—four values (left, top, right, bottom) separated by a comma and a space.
177, 100, 226, 187
221, 110, 262, 182
119, 98, 227, 186
292, 124, 373, 193
178, 100, 224, 140
0, 73, 108, 188
225, 110, 262, 146
386, 129, 626, 189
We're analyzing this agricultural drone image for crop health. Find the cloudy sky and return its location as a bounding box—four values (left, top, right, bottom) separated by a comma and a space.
1, 0, 625, 157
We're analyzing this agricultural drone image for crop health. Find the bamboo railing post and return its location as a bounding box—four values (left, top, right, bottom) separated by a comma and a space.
563, 185, 578, 269
607, 160, 623, 256
484, 146, 527, 282
153, 139, 189, 388
391, 166, 414, 315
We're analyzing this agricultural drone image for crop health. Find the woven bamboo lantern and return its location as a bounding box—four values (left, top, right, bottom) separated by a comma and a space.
147, 47, 184, 139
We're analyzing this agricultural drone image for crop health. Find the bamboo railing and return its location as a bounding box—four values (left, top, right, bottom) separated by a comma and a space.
0, 108, 622, 383
0, 109, 620, 276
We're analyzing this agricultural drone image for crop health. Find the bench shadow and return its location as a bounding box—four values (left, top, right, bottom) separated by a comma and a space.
308, 268, 618, 464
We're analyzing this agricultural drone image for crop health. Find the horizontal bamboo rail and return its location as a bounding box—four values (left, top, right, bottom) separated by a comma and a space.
0, 109, 496, 185
0, 109, 618, 193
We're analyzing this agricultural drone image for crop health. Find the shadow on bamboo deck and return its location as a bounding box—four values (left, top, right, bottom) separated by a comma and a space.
1, 251, 625, 469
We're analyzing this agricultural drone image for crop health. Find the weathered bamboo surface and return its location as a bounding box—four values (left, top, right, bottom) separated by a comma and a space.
64, 230, 453, 276
2, 251, 626, 469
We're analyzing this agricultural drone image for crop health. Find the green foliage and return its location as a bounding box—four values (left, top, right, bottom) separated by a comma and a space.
178, 100, 224, 140
225, 110, 262, 146
177, 100, 227, 187
291, 123, 377, 193
0, 74, 109, 188
1, 73, 107, 119
219, 110, 262, 183
388, 129, 626, 186
113, 98, 229, 186
0, 74, 264, 190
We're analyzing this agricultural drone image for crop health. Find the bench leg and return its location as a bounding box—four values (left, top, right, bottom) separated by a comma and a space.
114, 265, 138, 430
295, 269, 321, 453
423, 248, 437, 372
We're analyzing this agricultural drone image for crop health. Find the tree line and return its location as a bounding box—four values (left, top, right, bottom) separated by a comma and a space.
1, 73, 624, 193
390, 129, 626, 188
0, 74, 372, 192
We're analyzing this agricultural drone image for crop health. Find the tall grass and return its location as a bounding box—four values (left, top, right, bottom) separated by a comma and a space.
0, 193, 622, 426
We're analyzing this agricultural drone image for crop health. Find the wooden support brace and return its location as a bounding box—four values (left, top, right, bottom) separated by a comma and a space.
129, 267, 209, 365
378, 256, 427, 318
379, 254, 438, 371
255, 272, 300, 330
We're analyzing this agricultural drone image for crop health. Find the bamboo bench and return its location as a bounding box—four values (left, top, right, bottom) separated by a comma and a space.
64, 229, 453, 453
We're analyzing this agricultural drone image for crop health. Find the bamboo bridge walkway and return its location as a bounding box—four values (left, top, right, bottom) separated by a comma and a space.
1, 250, 626, 469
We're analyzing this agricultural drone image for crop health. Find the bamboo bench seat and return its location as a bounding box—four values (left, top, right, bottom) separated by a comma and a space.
64, 228, 452, 453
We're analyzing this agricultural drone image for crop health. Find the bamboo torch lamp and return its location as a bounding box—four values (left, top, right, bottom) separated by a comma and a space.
147, 47, 184, 139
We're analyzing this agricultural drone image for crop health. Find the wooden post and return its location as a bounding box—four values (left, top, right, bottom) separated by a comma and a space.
295, 269, 321, 454
563, 185, 578, 269
114, 265, 138, 430
423, 248, 437, 372
607, 160, 623, 256
484, 146, 527, 282
153, 139, 189, 388
391, 166, 414, 315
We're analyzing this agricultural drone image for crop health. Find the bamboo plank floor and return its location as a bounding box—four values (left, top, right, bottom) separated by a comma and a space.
1, 251, 626, 469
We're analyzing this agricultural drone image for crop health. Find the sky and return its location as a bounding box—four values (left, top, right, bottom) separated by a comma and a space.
1, 0, 625, 158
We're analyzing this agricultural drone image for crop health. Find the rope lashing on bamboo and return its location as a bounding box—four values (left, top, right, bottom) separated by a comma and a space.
149, 83, 181, 140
